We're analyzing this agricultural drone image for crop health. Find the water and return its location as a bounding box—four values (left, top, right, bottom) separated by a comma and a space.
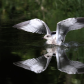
1, 25, 84, 84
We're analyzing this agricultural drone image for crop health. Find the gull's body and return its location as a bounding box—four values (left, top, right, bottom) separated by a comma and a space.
45, 34, 56, 44
13, 17, 84, 45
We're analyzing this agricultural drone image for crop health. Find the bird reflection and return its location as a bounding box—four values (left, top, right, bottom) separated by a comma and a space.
14, 46, 84, 74
14, 54, 52, 73
55, 47, 84, 74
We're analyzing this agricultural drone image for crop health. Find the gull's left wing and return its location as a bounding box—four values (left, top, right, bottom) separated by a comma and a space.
56, 17, 84, 45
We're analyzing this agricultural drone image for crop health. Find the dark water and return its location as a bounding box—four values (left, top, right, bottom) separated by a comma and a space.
1, 25, 84, 84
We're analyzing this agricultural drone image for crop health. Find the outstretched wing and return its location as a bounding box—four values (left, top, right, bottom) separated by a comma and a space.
56, 17, 84, 45
14, 56, 52, 73
13, 18, 51, 34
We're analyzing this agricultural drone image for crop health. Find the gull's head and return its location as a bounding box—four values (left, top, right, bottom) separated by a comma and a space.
43, 34, 52, 40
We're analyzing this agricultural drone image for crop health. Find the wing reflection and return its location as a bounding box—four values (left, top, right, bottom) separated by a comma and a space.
56, 46, 84, 74
14, 46, 84, 74
14, 55, 52, 73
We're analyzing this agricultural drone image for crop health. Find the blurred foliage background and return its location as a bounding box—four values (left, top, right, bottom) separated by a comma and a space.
1, 0, 84, 29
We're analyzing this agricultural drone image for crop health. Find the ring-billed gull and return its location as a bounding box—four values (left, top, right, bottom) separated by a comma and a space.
13, 17, 84, 45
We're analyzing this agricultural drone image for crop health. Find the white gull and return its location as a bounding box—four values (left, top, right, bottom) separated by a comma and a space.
13, 17, 84, 45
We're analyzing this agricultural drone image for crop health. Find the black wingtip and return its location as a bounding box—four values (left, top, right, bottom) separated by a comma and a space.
76, 17, 84, 23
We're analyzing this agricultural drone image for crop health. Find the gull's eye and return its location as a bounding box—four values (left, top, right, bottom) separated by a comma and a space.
47, 35, 50, 37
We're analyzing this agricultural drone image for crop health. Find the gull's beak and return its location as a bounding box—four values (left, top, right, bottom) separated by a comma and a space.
42, 37, 44, 39
43, 36, 46, 39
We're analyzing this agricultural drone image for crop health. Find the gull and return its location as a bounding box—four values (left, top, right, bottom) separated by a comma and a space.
13, 17, 84, 45
14, 46, 84, 74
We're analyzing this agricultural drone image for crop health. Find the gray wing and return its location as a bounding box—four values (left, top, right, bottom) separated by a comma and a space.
13, 18, 51, 34
14, 56, 52, 73
56, 17, 84, 45
57, 17, 84, 35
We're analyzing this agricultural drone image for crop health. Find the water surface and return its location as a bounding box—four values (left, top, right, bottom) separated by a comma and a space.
1, 25, 84, 84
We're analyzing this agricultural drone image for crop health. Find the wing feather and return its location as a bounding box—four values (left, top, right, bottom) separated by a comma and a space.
13, 18, 51, 34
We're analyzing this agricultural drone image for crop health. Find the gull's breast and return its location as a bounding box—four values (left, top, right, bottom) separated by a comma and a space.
46, 34, 56, 45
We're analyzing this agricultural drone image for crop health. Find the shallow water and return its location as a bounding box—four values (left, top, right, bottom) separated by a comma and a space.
1, 25, 84, 84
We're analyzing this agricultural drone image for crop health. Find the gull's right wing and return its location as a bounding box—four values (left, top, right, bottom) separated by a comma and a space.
13, 18, 51, 35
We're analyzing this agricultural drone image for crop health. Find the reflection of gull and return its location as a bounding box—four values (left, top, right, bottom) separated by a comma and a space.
14, 46, 84, 74
13, 17, 84, 45
56, 47, 84, 74
14, 55, 52, 73
44, 47, 56, 57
